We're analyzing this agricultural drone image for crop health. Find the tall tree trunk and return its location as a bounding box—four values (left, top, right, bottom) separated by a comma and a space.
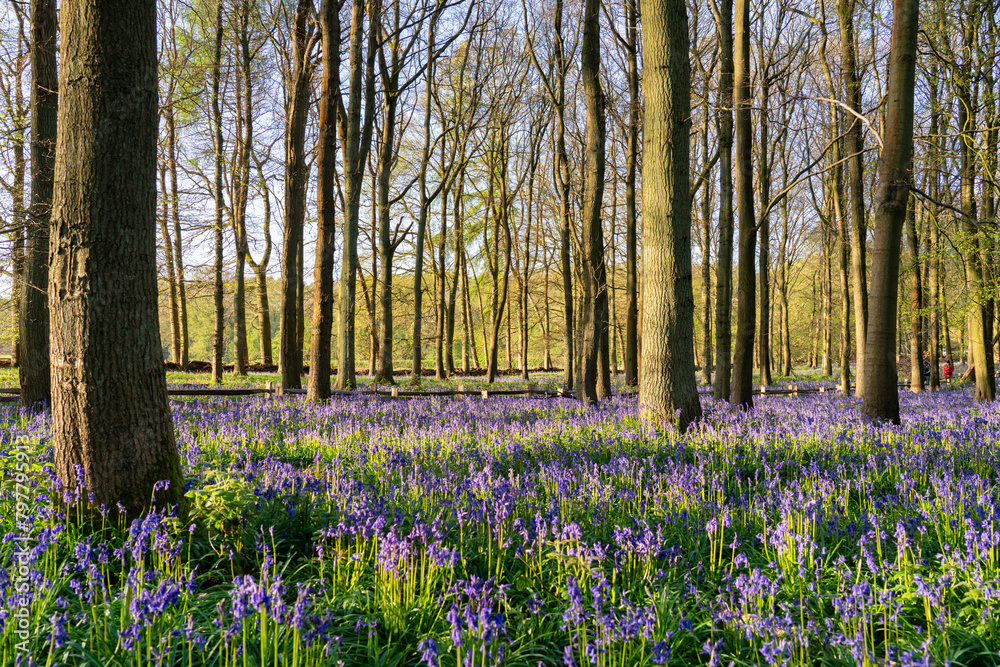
373, 41, 405, 385
7, 22, 25, 367
412, 15, 438, 384
543, 259, 553, 368
158, 167, 182, 365
757, 79, 773, 387
823, 223, 833, 376
861, 0, 919, 423
577, 0, 610, 404
699, 103, 713, 386
639, 0, 702, 428
609, 164, 618, 378
246, 159, 273, 364
20, 0, 57, 407
551, 0, 574, 390
210, 0, 225, 385
447, 171, 466, 374
836, 158, 852, 395
50, 0, 185, 517
779, 198, 792, 376
485, 132, 512, 384
942, 273, 953, 364
839, 0, 868, 396
956, 3, 993, 401
308, 0, 339, 401
926, 64, 941, 389
166, 108, 189, 369
979, 21, 997, 391
336, 0, 377, 389
729, 0, 756, 409
905, 198, 923, 391
279, 0, 312, 390
231, 2, 254, 376
462, 243, 474, 372
809, 273, 818, 367
713, 0, 734, 401
436, 185, 451, 379
623, 0, 640, 387
520, 143, 541, 381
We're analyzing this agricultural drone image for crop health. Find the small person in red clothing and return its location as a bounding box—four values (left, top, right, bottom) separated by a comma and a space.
943, 359, 954, 379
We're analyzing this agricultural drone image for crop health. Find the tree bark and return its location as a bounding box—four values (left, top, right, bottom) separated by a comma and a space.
699, 95, 713, 386
926, 62, 940, 389
861, 0, 919, 423
20, 0, 57, 407
7, 21, 25, 367
956, 2, 993, 402
757, 78, 773, 387
50, 0, 185, 517
729, 0, 756, 409
638, 0, 702, 428
413, 14, 439, 384
210, 0, 225, 385
905, 198, 923, 391
336, 0, 377, 390
246, 159, 273, 364
279, 0, 312, 390
713, 0, 734, 401
552, 0, 574, 391
166, 107, 189, 369
230, 1, 254, 376
158, 167, 182, 365
623, 0, 640, 388
839, 0, 868, 396
308, 0, 339, 401
576, 0, 610, 403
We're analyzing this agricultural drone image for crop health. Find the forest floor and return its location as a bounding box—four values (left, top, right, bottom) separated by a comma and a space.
1, 371, 997, 666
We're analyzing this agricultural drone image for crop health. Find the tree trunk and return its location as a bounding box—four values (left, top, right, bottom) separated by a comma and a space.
485, 131, 512, 384
905, 198, 923, 391
279, 0, 312, 390
624, 0, 640, 388
822, 223, 833, 376
757, 78, 773, 387
699, 101, 713, 386
50, 0, 185, 517
861, 0, 919, 423
729, 0, 755, 409
447, 171, 466, 374
839, 0, 868, 397
927, 64, 940, 389
413, 16, 439, 385
777, 148, 792, 377
230, 2, 254, 377
167, 108, 189, 370
942, 268, 953, 363
638, 0, 702, 428
956, 2, 993, 402
713, 0, 734, 402
336, 0, 377, 390
551, 0, 574, 391
308, 0, 339, 401
246, 159, 273, 364
158, 167, 182, 365
7, 23, 25, 367
210, 0, 225, 385
436, 185, 451, 379
577, 0, 610, 404
20, 0, 57, 407
373, 42, 404, 385
809, 273, 818, 367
